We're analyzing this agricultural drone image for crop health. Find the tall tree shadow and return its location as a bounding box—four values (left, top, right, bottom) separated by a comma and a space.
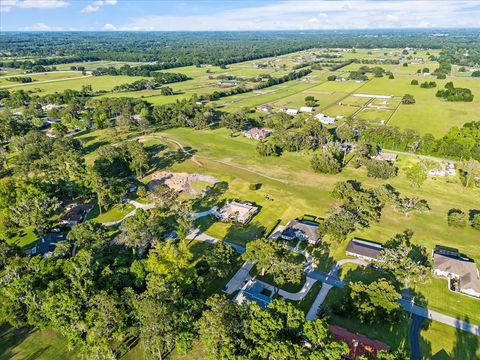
192, 181, 229, 211
224, 222, 266, 246
147, 147, 197, 173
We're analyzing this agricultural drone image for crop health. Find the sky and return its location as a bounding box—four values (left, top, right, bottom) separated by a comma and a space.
1, 0, 480, 32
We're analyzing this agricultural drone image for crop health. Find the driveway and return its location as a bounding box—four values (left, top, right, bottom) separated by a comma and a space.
306, 283, 333, 320
223, 261, 254, 294
409, 314, 424, 360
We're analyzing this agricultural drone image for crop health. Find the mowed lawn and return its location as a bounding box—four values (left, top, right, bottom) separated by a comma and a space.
0, 71, 84, 87
157, 127, 480, 323
5, 75, 148, 94
359, 76, 480, 136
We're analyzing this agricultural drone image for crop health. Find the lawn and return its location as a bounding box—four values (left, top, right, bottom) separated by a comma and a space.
419, 321, 480, 360
86, 203, 135, 223
6, 75, 147, 94
0, 326, 78, 360
153, 127, 480, 323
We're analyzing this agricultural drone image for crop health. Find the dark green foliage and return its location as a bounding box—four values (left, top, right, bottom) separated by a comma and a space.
401, 93, 415, 104
6, 76, 33, 83
365, 159, 398, 179
436, 81, 474, 102
420, 81, 437, 88
410, 79, 418, 85
256, 141, 279, 156
311, 146, 343, 174
447, 209, 467, 227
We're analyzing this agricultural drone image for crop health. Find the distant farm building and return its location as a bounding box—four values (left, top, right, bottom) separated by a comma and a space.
244, 127, 272, 140
286, 108, 299, 116
371, 151, 397, 162
314, 113, 336, 125
256, 104, 273, 112
299, 106, 314, 113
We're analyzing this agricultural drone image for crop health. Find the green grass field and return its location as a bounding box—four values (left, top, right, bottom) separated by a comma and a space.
151, 126, 480, 324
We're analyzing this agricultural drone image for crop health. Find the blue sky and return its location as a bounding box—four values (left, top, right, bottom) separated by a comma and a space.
1, 0, 480, 31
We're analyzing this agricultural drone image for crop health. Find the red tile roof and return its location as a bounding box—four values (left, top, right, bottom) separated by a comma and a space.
329, 325, 390, 359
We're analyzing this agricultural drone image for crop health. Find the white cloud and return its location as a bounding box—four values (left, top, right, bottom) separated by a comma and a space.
82, 0, 117, 13
103, 23, 117, 30
81, 4, 99, 13
0, 6, 11, 12
104, 0, 480, 31
18, 22, 63, 31
6, 0, 68, 9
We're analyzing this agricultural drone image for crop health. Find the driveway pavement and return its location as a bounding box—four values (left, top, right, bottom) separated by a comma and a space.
223, 261, 254, 294
409, 314, 424, 360
306, 283, 333, 320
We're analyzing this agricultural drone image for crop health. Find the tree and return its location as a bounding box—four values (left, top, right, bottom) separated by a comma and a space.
243, 239, 303, 295
311, 147, 343, 174
9, 183, 61, 235
345, 279, 401, 324
221, 112, 248, 135
197, 294, 245, 358
405, 163, 427, 188
393, 196, 429, 217
365, 160, 397, 179
377, 230, 430, 288
471, 213, 480, 230
126, 140, 148, 177
458, 160, 479, 187
411, 79, 418, 85
304, 95, 316, 107
117, 209, 155, 257
160, 86, 174, 95
447, 209, 466, 227
205, 242, 236, 277
67, 221, 110, 252
401, 93, 415, 104
256, 141, 278, 156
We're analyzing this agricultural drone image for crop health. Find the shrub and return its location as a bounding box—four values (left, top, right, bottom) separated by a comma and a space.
447, 209, 466, 227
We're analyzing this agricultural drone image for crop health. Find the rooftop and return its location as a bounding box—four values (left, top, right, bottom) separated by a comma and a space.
346, 238, 384, 260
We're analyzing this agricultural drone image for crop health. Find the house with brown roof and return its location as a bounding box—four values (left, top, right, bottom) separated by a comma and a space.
280, 219, 319, 245
59, 203, 93, 227
329, 325, 390, 359
433, 246, 480, 298
256, 104, 273, 112
244, 127, 271, 140
216, 201, 258, 224
346, 238, 384, 262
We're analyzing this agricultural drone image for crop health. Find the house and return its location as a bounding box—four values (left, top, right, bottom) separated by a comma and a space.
244, 127, 271, 140
336, 77, 347, 82
43, 117, 60, 126
59, 203, 93, 227
432, 246, 480, 298
329, 325, 390, 359
346, 238, 384, 262
299, 106, 314, 113
219, 80, 239, 87
256, 104, 273, 112
314, 113, 336, 125
371, 151, 397, 162
216, 201, 258, 224
286, 108, 298, 116
31, 233, 65, 257
428, 163, 456, 177
41, 104, 61, 112
280, 219, 319, 245
235, 279, 272, 309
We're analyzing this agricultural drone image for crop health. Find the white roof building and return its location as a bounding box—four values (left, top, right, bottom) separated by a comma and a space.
299, 106, 314, 113
314, 113, 336, 124
286, 109, 298, 116
216, 201, 258, 224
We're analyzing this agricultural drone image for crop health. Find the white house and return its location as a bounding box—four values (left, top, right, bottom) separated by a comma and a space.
299, 106, 314, 113
314, 113, 336, 125
433, 247, 480, 299
286, 108, 298, 116
215, 201, 258, 224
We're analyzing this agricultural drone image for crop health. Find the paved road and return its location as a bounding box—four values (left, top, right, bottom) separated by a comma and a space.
307, 271, 345, 288
256, 277, 318, 301
409, 314, 424, 360
399, 299, 480, 336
